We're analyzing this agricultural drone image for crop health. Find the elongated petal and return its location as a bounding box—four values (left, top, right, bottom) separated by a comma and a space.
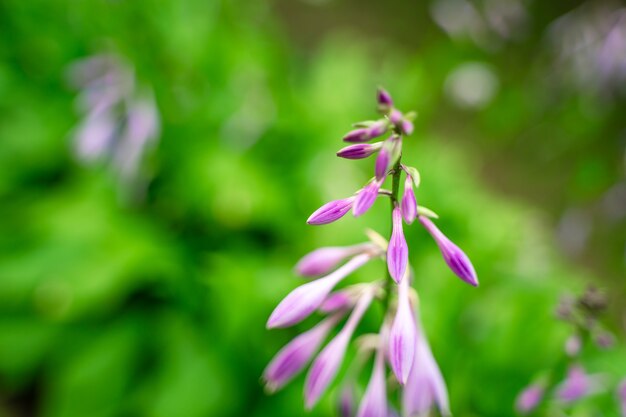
295, 244, 369, 277
337, 142, 382, 160
401, 176, 417, 224
267, 254, 370, 328
305, 290, 374, 408
403, 313, 450, 417
356, 350, 387, 417
387, 207, 408, 283
263, 314, 341, 392
389, 278, 417, 384
418, 216, 478, 287
515, 383, 544, 414
353, 180, 382, 217
375, 136, 401, 181
308, 197, 355, 225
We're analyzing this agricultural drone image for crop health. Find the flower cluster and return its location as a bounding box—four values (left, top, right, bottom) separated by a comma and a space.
68, 54, 160, 193
264, 88, 479, 416
516, 286, 624, 415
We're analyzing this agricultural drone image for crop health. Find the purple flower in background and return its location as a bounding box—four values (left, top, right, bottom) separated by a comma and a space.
337, 142, 383, 160
308, 196, 356, 225
353, 180, 382, 217
401, 175, 417, 224
263, 313, 342, 392
295, 243, 373, 277
356, 350, 387, 417
305, 290, 374, 408
556, 365, 598, 403
419, 216, 478, 287
267, 254, 371, 328
515, 383, 545, 414
389, 276, 417, 384
68, 53, 160, 194
403, 314, 451, 417
387, 207, 408, 283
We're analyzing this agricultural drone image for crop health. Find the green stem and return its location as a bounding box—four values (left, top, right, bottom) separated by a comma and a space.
382, 156, 403, 315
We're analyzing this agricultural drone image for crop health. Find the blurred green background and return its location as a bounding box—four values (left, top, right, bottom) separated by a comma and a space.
0, 0, 625, 416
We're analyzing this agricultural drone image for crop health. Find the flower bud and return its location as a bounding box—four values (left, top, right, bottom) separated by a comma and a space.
353, 180, 382, 217
343, 121, 388, 143
418, 216, 478, 287
401, 119, 414, 135
375, 136, 401, 181
377, 88, 394, 113
401, 176, 417, 224
295, 244, 371, 277
267, 254, 370, 328
515, 383, 545, 414
307, 197, 356, 225
305, 290, 374, 408
389, 109, 403, 125
387, 207, 409, 283
337, 142, 382, 160
356, 349, 387, 417
263, 314, 341, 392
389, 277, 417, 384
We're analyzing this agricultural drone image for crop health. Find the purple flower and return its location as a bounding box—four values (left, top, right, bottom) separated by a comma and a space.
263, 314, 342, 392
295, 244, 372, 277
389, 277, 417, 384
387, 207, 409, 283
353, 180, 382, 217
617, 379, 626, 417
267, 254, 371, 328
401, 176, 417, 224
515, 383, 545, 414
418, 216, 478, 287
402, 315, 450, 417
308, 197, 356, 225
305, 290, 375, 408
337, 142, 383, 160
343, 121, 388, 143
377, 88, 394, 112
556, 365, 593, 403
356, 350, 387, 417
375, 136, 401, 181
